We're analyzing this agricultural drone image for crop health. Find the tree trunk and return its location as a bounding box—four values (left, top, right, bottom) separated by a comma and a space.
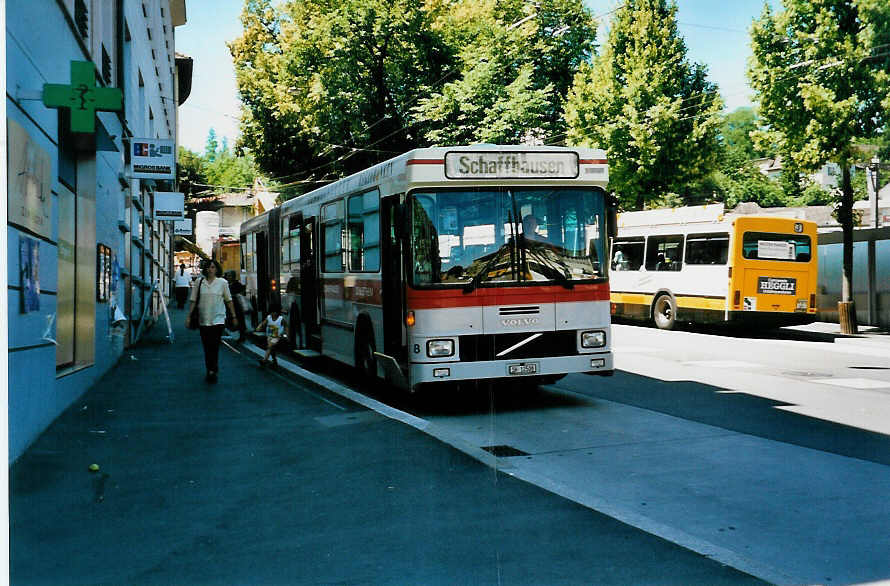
838, 163, 857, 334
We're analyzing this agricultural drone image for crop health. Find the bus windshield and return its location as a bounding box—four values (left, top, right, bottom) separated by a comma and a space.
409, 187, 607, 288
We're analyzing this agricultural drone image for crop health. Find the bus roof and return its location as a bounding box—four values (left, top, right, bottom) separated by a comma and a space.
617, 204, 818, 236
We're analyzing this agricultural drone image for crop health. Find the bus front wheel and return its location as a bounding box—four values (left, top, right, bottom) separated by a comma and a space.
653, 295, 676, 330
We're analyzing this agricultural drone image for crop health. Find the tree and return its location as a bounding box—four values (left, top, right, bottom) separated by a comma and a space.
179, 131, 258, 198
721, 107, 767, 164
204, 128, 219, 163
178, 147, 207, 197
230, 0, 450, 180
416, 0, 597, 145
564, 0, 724, 210
230, 0, 598, 183
748, 0, 890, 332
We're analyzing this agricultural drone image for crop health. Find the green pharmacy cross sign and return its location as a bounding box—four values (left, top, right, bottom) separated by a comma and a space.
43, 61, 122, 133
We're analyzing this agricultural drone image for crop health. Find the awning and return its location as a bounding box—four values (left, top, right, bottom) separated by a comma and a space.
175, 237, 209, 258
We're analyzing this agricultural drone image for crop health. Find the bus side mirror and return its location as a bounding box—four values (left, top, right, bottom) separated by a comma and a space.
607, 194, 619, 239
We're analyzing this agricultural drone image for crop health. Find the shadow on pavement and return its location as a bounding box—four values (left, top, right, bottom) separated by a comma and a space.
563, 370, 890, 466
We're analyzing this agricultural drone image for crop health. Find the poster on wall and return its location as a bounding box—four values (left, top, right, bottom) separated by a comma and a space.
97, 244, 112, 302
20, 236, 41, 313
8, 118, 53, 239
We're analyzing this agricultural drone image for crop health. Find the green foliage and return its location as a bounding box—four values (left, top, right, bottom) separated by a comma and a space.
564, 0, 724, 210
230, 0, 597, 181
230, 0, 450, 179
416, 0, 597, 145
749, 1, 890, 212
720, 107, 767, 165
787, 182, 835, 207
204, 129, 219, 162
177, 147, 207, 197
205, 146, 256, 189
748, 0, 890, 174
748, 0, 890, 302
179, 131, 257, 196
715, 164, 786, 209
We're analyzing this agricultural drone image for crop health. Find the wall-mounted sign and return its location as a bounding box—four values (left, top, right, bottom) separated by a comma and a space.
8, 119, 53, 239
444, 151, 579, 179
153, 192, 185, 220
132, 138, 175, 179
43, 61, 123, 134
173, 218, 193, 235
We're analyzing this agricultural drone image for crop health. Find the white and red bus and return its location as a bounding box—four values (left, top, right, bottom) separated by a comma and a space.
241, 146, 616, 391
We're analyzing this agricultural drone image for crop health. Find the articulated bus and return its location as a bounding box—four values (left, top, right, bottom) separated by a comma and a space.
241, 145, 616, 392
609, 204, 819, 330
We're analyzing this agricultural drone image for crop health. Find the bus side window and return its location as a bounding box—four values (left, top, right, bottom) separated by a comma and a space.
322, 201, 344, 272
645, 235, 683, 271
611, 238, 644, 271
347, 189, 380, 272
685, 233, 729, 266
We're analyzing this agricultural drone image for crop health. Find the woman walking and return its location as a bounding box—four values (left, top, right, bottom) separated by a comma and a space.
174, 263, 192, 308
186, 259, 238, 383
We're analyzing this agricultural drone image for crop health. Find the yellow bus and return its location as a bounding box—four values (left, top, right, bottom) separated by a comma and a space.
609, 204, 818, 329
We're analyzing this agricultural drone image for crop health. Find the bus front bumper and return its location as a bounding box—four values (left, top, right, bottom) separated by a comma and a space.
409, 352, 613, 388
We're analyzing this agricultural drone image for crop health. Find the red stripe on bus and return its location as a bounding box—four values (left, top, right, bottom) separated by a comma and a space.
405, 283, 610, 309
579, 159, 607, 164
406, 159, 445, 165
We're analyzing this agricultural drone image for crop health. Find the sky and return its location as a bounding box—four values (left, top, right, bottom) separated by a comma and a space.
175, 0, 779, 155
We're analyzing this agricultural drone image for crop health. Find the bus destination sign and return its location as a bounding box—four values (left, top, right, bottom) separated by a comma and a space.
445, 151, 579, 179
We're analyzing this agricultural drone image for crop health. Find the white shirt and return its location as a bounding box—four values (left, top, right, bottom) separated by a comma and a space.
189, 277, 232, 326
265, 315, 284, 339
174, 269, 192, 288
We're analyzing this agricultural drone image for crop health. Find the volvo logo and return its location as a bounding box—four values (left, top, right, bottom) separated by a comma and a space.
501, 317, 540, 327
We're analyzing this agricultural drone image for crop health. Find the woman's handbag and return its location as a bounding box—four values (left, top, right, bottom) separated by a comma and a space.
186, 278, 203, 330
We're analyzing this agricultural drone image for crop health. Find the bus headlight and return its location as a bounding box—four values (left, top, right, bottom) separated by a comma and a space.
427, 339, 455, 357
581, 330, 606, 348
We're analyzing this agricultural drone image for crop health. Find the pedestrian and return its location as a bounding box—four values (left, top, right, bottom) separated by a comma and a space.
185, 259, 238, 383
174, 263, 191, 309
255, 305, 285, 367
224, 270, 248, 342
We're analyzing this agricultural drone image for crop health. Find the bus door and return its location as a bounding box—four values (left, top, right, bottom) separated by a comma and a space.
381, 197, 405, 356
299, 215, 321, 350
378, 196, 409, 387
256, 230, 270, 316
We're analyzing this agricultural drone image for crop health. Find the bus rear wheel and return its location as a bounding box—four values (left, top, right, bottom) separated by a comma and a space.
653, 294, 677, 330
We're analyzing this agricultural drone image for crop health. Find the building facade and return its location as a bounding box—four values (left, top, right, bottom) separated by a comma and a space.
7, 0, 190, 462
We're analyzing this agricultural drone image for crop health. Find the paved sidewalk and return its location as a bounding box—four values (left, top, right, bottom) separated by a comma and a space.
10, 307, 763, 585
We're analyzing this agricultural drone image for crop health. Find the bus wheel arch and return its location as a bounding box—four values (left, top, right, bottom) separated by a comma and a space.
652, 291, 677, 330
354, 314, 377, 378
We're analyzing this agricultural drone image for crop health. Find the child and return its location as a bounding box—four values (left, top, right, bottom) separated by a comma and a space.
256, 307, 285, 366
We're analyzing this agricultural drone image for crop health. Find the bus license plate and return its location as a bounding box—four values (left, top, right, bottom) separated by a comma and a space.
508, 362, 538, 376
